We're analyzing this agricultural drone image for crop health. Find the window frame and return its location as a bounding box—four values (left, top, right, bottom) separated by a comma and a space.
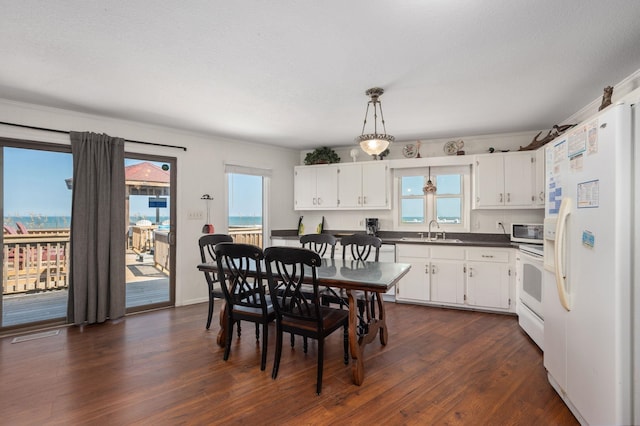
393, 165, 471, 232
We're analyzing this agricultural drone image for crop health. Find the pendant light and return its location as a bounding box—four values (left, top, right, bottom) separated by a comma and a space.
424, 167, 437, 193
355, 87, 395, 156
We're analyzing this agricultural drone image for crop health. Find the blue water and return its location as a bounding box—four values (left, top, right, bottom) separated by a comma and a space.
5, 215, 262, 229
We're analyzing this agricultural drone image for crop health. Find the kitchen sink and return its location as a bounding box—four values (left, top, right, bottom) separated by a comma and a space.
399, 237, 463, 243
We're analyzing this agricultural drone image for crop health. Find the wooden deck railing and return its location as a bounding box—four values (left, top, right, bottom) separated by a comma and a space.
3, 231, 70, 294
229, 226, 263, 248
2, 226, 263, 294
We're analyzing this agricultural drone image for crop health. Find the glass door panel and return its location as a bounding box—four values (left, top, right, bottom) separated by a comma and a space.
124, 157, 175, 311
2, 146, 72, 328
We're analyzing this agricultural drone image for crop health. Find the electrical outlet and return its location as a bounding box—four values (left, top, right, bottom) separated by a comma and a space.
496, 221, 503, 230
188, 210, 204, 220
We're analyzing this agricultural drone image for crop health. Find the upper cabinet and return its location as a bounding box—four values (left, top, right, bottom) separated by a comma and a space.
294, 161, 390, 211
473, 151, 540, 209
293, 165, 338, 210
337, 162, 390, 209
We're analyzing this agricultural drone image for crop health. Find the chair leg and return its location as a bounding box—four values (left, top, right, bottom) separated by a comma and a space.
206, 295, 214, 329
224, 317, 234, 361
255, 323, 260, 341
237, 321, 242, 337
272, 323, 283, 379
316, 338, 324, 395
290, 332, 295, 347
260, 322, 268, 371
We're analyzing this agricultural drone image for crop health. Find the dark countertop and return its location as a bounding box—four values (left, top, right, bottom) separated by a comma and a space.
271, 229, 516, 249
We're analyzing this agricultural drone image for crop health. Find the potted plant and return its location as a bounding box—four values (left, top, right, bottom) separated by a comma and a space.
304, 147, 340, 165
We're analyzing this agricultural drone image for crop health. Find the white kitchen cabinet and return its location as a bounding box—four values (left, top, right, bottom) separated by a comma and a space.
337, 162, 390, 209
474, 151, 536, 208
534, 147, 545, 207
270, 237, 301, 247
465, 247, 512, 311
294, 165, 338, 210
395, 244, 430, 303
429, 246, 465, 305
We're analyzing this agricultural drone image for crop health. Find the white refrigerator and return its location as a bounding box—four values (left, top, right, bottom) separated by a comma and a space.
542, 97, 638, 425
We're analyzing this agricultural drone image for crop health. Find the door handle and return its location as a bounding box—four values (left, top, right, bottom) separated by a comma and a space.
555, 197, 572, 311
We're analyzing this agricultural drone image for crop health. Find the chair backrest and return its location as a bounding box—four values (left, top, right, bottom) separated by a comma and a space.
215, 242, 268, 312
264, 246, 323, 326
299, 233, 337, 259
15, 222, 29, 235
199, 234, 234, 264
340, 234, 382, 261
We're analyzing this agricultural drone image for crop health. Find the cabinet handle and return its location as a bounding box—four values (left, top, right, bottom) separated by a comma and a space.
468, 267, 474, 277
363, 196, 367, 205
317, 197, 322, 205
431, 266, 437, 274
499, 193, 503, 203
507, 193, 511, 203
481, 254, 494, 258
313, 198, 317, 205
539, 191, 544, 202
425, 265, 429, 274
358, 196, 362, 205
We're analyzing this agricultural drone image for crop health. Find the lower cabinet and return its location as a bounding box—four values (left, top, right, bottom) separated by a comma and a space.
465, 248, 511, 310
395, 243, 514, 313
395, 244, 430, 303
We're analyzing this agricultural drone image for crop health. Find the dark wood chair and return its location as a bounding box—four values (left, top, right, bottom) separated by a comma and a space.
264, 246, 349, 395
215, 242, 275, 371
340, 233, 381, 262
198, 234, 234, 329
300, 233, 337, 259
336, 234, 383, 330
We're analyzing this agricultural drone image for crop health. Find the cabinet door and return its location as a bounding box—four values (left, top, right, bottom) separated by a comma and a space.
534, 147, 545, 207
315, 166, 338, 208
294, 167, 317, 209
337, 164, 362, 208
430, 260, 465, 304
504, 151, 534, 207
475, 154, 504, 207
466, 261, 510, 309
361, 162, 388, 208
395, 257, 430, 302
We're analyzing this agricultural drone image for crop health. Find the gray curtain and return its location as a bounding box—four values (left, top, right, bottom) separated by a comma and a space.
68, 132, 126, 325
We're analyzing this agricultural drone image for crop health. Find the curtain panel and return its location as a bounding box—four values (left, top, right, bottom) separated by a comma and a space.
68, 132, 126, 325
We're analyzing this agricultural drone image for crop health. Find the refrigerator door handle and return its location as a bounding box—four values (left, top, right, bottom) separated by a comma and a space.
555, 197, 572, 311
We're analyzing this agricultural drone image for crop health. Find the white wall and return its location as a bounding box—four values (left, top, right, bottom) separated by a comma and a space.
0, 99, 300, 306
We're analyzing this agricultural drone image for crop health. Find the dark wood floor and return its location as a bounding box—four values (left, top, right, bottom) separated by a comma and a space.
0, 301, 578, 425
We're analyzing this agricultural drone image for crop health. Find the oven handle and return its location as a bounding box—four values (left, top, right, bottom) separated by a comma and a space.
554, 197, 572, 311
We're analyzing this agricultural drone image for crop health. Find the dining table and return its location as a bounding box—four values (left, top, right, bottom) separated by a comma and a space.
197, 257, 411, 386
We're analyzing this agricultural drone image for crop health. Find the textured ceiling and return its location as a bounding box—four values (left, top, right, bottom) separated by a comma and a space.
2, 1, 640, 150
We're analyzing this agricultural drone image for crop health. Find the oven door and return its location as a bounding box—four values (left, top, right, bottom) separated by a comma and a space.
516, 249, 544, 350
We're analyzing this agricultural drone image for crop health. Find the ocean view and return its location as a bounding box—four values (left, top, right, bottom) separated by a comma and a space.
4, 215, 262, 229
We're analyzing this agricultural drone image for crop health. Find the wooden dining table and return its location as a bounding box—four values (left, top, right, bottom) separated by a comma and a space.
197, 257, 411, 386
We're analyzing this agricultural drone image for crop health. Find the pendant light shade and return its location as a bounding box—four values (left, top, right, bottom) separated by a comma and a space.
355, 87, 395, 156
424, 167, 437, 193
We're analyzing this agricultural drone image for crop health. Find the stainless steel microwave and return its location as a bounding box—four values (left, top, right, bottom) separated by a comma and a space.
511, 223, 544, 244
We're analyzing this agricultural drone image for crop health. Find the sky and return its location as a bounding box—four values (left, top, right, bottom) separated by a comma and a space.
3, 147, 261, 225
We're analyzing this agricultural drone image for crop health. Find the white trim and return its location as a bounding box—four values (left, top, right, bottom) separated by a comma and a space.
224, 163, 272, 177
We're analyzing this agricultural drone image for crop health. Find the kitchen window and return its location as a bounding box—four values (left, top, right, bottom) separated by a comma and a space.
395, 165, 470, 231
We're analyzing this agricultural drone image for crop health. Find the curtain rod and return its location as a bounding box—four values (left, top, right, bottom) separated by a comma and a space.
0, 121, 187, 151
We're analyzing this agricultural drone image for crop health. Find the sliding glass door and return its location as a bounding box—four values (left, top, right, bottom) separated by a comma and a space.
124, 155, 176, 312
1, 143, 72, 329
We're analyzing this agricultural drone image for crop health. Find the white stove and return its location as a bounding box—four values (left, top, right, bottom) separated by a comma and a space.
516, 243, 544, 350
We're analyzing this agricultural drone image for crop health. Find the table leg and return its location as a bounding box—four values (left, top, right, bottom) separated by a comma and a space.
216, 301, 228, 347
346, 290, 389, 385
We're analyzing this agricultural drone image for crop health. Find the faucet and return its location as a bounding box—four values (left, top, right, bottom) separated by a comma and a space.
428, 219, 440, 240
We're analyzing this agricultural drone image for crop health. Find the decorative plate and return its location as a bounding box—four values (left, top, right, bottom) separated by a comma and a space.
444, 140, 459, 155
402, 144, 417, 158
